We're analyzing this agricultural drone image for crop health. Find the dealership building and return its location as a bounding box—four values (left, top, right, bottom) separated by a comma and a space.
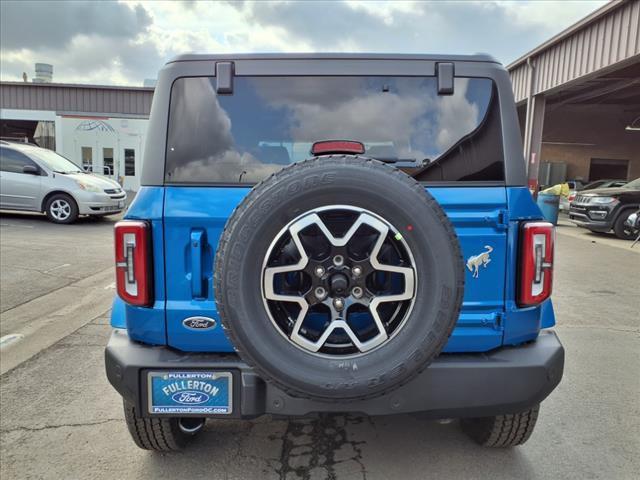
511, 0, 640, 186
0, 80, 153, 192
1, 0, 638, 192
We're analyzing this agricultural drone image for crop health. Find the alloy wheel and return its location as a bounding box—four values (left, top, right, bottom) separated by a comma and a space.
50, 199, 71, 221
262, 206, 416, 357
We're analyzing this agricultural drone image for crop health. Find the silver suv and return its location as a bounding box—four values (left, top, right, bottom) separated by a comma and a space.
0, 141, 126, 224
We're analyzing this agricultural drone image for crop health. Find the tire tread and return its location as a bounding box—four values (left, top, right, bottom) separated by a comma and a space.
461, 405, 540, 447
123, 400, 188, 451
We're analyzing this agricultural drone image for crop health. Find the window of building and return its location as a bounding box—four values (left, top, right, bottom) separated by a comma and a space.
103, 148, 114, 176
124, 148, 135, 176
81, 147, 93, 171
589, 158, 629, 181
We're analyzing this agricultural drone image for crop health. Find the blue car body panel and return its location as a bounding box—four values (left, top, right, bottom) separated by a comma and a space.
112, 185, 552, 353
110, 296, 126, 329
428, 187, 507, 352
163, 187, 249, 352
111, 187, 167, 345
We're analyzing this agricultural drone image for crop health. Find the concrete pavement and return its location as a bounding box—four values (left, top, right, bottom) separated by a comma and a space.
0, 211, 117, 312
0, 212, 118, 373
556, 213, 640, 254
0, 214, 638, 480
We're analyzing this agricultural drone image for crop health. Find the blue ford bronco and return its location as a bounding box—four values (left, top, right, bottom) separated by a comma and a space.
105, 54, 564, 451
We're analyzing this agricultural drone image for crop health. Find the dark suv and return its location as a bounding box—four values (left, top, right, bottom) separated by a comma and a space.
569, 178, 640, 239
105, 54, 564, 451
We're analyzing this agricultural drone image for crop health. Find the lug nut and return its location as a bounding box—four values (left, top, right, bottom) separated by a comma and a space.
351, 286, 363, 298
352, 266, 362, 277
314, 266, 325, 277
333, 255, 344, 267
333, 297, 344, 310
314, 286, 327, 300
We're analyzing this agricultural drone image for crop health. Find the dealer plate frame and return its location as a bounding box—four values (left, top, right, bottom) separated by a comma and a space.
146, 371, 233, 415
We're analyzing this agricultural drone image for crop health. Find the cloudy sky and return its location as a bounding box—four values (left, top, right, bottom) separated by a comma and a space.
0, 0, 607, 86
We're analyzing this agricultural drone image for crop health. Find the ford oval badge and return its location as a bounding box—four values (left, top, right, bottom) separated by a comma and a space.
171, 391, 210, 405
183, 316, 217, 330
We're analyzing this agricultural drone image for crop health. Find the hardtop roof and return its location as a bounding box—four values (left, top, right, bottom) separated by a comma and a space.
167, 52, 500, 65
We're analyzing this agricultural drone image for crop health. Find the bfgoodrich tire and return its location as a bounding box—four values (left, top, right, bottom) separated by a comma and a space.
123, 401, 204, 451
215, 156, 464, 401
461, 405, 540, 447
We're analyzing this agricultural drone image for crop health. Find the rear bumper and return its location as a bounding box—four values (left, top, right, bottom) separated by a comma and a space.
105, 329, 564, 419
569, 217, 610, 231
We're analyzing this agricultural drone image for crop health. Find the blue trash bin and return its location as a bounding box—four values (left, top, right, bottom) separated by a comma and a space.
537, 193, 560, 225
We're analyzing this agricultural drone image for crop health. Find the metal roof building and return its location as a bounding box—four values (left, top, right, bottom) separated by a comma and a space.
0, 82, 153, 117
0, 82, 154, 191
508, 0, 640, 185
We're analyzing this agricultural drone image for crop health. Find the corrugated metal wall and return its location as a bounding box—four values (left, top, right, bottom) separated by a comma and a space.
509, 0, 640, 103
0, 82, 153, 116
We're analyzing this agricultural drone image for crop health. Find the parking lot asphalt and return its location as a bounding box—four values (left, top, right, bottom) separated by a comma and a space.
0, 213, 120, 311
556, 213, 640, 252
0, 212, 118, 373
1, 212, 639, 480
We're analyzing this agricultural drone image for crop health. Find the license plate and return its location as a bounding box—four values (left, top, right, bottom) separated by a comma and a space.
147, 371, 232, 415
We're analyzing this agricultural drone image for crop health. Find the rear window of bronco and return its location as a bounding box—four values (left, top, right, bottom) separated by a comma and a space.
165, 76, 504, 184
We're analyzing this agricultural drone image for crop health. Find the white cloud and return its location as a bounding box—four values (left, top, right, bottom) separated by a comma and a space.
0, 0, 608, 86
344, 0, 423, 24
138, 0, 311, 55
499, 0, 606, 31
435, 79, 479, 151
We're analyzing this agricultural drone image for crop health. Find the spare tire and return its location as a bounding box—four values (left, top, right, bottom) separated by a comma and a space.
215, 156, 463, 401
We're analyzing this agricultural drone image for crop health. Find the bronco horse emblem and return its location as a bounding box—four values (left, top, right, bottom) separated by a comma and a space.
466, 245, 493, 278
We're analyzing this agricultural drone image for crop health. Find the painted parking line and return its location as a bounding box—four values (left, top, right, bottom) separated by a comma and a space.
0, 223, 35, 229
0, 266, 115, 374
0, 334, 25, 350
43, 263, 71, 274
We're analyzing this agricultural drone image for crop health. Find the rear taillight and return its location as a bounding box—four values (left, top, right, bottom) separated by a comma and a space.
518, 221, 554, 307
114, 220, 153, 307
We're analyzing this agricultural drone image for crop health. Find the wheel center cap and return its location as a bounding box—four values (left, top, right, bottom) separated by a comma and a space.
329, 273, 349, 296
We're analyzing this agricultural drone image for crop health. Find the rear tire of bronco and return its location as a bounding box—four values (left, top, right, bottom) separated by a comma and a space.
461, 404, 540, 447
215, 156, 464, 401
123, 400, 205, 451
